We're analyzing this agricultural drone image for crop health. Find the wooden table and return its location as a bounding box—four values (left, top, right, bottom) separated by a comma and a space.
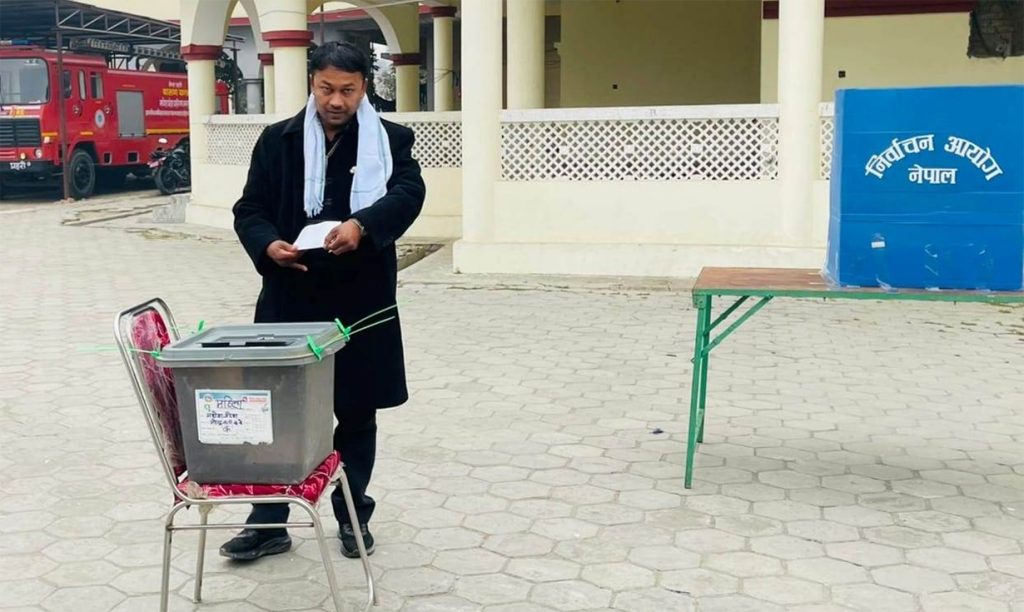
684, 267, 1024, 488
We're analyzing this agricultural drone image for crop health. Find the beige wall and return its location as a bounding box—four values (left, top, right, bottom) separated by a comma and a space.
490, 181, 825, 246
762, 12, 1024, 102
558, 0, 762, 108
454, 179, 830, 277
406, 168, 462, 239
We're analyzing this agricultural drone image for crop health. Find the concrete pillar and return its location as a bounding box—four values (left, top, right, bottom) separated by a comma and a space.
380, 3, 421, 112
393, 55, 422, 112
431, 6, 457, 111
777, 0, 825, 245
264, 31, 313, 115
506, 0, 544, 109
460, 0, 501, 242
181, 45, 220, 164
256, 0, 311, 115
258, 53, 275, 114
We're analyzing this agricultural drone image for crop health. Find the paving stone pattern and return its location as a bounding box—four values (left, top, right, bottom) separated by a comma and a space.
1, 205, 1023, 610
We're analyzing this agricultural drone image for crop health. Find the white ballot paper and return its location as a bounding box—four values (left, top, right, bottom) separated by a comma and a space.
294, 221, 341, 251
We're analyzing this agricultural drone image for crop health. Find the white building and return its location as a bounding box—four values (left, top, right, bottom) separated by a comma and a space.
174, 0, 1024, 277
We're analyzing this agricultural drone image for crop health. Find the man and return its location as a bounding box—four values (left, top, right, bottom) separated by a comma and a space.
226, 41, 425, 560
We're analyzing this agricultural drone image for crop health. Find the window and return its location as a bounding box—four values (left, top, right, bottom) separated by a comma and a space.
0, 57, 49, 104
90, 72, 103, 99
78, 70, 86, 100
62, 70, 72, 99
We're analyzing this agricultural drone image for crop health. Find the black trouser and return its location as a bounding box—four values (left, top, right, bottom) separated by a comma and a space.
246, 409, 377, 536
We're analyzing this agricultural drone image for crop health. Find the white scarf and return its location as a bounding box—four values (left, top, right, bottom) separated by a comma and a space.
302, 93, 393, 218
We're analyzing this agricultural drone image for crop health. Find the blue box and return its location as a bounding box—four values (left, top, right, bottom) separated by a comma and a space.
824, 85, 1024, 291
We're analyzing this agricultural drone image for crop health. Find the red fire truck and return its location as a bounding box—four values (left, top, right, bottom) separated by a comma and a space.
0, 43, 228, 199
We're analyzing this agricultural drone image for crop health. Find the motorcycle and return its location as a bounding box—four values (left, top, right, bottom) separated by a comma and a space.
148, 137, 191, 195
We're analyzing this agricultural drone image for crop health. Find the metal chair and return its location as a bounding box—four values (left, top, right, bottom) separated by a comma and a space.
114, 298, 376, 612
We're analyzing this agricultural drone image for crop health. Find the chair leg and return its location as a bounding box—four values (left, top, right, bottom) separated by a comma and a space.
337, 466, 377, 608
193, 504, 211, 603
295, 499, 344, 612
161, 503, 187, 612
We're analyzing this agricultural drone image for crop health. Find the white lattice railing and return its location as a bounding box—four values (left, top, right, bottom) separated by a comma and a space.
501, 105, 778, 181
501, 104, 836, 182
206, 115, 267, 166
388, 111, 462, 169
820, 102, 835, 180
206, 105, 836, 180
205, 111, 462, 169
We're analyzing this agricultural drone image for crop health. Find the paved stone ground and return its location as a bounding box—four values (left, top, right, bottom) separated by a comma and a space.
2, 203, 1024, 611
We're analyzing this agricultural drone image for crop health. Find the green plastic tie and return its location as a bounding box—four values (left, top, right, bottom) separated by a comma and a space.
334, 318, 352, 341
196, 320, 205, 332
348, 304, 398, 330
306, 335, 325, 361
321, 334, 344, 350
348, 316, 396, 337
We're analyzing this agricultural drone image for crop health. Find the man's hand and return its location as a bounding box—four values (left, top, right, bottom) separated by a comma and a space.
266, 240, 308, 272
324, 220, 362, 255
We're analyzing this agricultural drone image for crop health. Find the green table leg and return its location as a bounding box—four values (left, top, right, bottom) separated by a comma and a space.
684, 293, 773, 488
685, 294, 711, 489
696, 296, 712, 444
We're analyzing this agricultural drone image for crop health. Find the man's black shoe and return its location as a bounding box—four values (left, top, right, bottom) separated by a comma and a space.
338, 523, 375, 558
219, 529, 292, 561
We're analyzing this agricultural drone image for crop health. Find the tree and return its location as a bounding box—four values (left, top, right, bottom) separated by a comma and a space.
375, 63, 396, 102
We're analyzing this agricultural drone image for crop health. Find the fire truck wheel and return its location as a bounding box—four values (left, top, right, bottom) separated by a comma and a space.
68, 150, 96, 200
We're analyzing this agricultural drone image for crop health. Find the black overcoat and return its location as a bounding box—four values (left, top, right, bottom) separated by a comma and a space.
233, 107, 425, 412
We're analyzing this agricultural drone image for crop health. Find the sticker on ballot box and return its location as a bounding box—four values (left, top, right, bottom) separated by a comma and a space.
195, 390, 273, 445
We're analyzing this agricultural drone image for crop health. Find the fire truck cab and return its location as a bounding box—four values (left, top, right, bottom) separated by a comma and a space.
0, 42, 228, 199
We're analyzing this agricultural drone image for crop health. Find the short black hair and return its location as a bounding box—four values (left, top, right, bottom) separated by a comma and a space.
308, 41, 370, 80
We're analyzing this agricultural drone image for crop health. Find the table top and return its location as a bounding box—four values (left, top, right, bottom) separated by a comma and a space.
693, 268, 1024, 304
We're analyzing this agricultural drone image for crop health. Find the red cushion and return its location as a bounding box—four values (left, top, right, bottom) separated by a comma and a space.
177, 451, 341, 505
132, 310, 187, 477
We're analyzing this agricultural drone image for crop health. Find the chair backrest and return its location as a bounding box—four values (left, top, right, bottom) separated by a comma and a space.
114, 299, 187, 484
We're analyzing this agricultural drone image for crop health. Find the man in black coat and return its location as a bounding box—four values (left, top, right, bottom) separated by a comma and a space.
223, 41, 425, 560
